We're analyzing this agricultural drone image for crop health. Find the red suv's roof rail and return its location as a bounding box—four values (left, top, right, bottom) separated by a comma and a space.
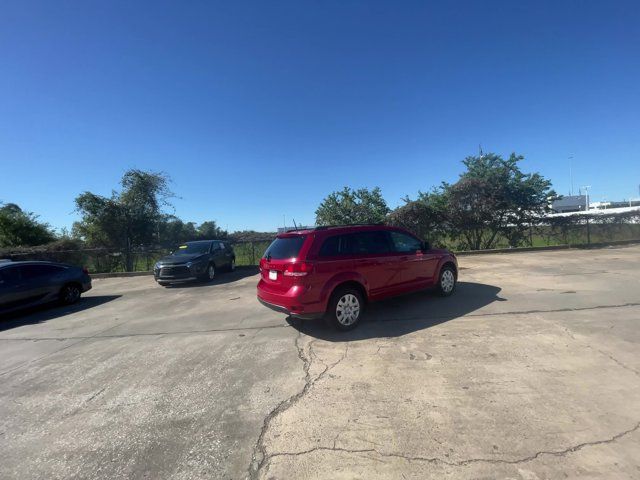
314, 223, 385, 230
280, 223, 385, 234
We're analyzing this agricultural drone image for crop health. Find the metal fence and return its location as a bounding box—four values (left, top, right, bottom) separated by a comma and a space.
1, 241, 273, 274
2, 212, 639, 273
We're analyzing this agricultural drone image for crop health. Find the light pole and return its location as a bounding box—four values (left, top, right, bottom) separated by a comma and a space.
568, 155, 574, 196
581, 185, 591, 211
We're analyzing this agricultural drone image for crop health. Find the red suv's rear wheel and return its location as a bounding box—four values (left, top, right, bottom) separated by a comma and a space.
326, 287, 364, 331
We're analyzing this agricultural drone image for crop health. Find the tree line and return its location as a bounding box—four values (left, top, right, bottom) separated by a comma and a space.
4, 151, 608, 261
0, 169, 274, 270
316, 152, 558, 250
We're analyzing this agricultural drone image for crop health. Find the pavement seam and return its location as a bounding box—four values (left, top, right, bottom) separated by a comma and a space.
0, 320, 130, 377
371, 302, 640, 324
3, 302, 639, 343
0, 323, 290, 342
265, 421, 640, 467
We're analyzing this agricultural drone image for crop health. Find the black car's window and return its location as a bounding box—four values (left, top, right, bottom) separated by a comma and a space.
0, 267, 21, 285
175, 243, 210, 255
264, 236, 306, 260
390, 231, 422, 253
19, 265, 65, 279
21, 265, 64, 279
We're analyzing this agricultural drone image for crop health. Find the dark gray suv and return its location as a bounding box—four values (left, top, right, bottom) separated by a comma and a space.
0, 260, 92, 315
154, 240, 236, 286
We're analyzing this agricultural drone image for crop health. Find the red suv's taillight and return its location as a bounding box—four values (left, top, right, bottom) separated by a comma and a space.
283, 262, 313, 277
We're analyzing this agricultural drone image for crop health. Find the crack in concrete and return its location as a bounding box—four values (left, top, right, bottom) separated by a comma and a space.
598, 350, 640, 377
85, 386, 106, 403
554, 323, 640, 378
265, 421, 640, 468
248, 332, 349, 480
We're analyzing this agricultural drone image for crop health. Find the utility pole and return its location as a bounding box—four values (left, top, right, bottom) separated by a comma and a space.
568, 155, 574, 196
581, 185, 591, 211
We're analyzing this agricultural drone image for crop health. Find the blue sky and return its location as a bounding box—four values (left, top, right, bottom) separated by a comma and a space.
1, 0, 639, 232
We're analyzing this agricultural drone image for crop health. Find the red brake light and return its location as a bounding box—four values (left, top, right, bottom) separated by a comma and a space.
82, 267, 90, 275
283, 261, 313, 277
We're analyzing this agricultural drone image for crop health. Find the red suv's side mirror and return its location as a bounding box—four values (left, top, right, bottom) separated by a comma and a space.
422, 241, 430, 252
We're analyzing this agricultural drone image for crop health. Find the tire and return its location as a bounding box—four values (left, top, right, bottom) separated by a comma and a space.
60, 283, 81, 305
437, 264, 457, 297
325, 287, 364, 331
229, 258, 236, 272
203, 263, 216, 282
157, 281, 169, 287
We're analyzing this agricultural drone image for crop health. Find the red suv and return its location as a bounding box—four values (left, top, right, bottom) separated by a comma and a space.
257, 225, 458, 330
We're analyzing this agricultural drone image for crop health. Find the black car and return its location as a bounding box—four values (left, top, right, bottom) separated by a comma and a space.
154, 240, 236, 286
0, 260, 92, 315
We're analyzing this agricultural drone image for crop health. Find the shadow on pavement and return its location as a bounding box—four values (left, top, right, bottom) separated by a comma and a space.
288, 282, 503, 341
0, 295, 122, 332
161, 267, 259, 289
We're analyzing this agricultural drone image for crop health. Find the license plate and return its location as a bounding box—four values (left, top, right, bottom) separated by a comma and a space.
269, 270, 278, 280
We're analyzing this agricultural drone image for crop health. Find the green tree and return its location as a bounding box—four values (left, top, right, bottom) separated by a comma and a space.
73, 169, 174, 271
0, 203, 56, 247
386, 192, 448, 245
196, 221, 228, 240
157, 216, 197, 247
444, 153, 554, 250
315, 187, 390, 226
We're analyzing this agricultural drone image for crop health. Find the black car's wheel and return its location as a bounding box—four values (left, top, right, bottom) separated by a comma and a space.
157, 281, 170, 287
229, 258, 236, 272
437, 264, 457, 297
326, 287, 364, 331
60, 283, 81, 305
206, 263, 216, 281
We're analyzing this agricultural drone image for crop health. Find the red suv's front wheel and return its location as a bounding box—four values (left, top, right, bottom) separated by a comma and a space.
437, 265, 457, 296
326, 287, 364, 331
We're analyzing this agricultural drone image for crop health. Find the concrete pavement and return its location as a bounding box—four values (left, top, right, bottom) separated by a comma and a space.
1, 246, 639, 479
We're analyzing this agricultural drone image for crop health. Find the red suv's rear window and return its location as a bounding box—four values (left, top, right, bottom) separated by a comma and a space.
264, 236, 307, 259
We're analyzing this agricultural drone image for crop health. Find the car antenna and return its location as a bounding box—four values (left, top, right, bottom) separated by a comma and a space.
292, 218, 298, 230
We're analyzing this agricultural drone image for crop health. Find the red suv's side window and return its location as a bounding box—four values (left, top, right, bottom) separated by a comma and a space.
319, 231, 391, 257
348, 231, 390, 255
389, 231, 422, 253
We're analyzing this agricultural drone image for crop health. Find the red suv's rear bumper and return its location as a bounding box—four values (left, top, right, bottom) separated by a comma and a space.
257, 280, 325, 320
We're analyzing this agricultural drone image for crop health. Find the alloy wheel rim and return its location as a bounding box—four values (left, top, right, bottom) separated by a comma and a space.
208, 265, 215, 279
66, 286, 80, 302
441, 270, 455, 292
231, 260, 235, 271
336, 294, 360, 326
